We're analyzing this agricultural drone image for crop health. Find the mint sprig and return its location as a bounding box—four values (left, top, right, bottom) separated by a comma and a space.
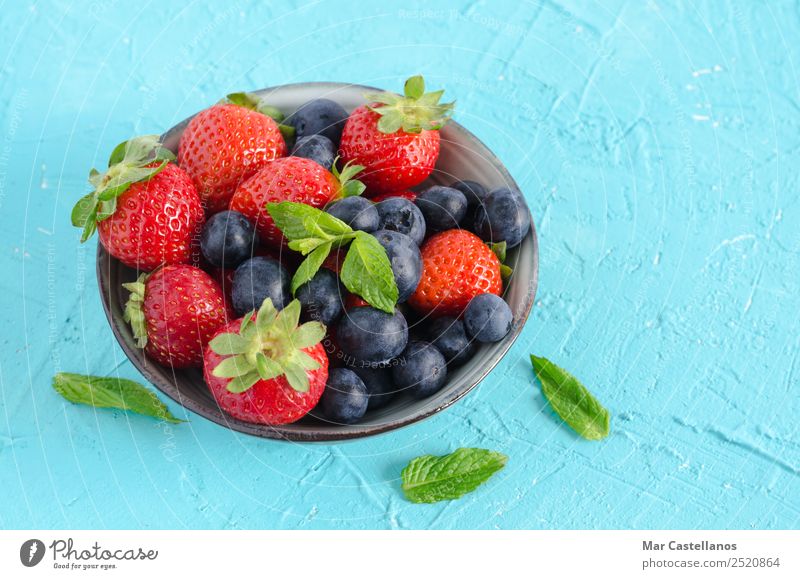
52, 372, 185, 424
266, 202, 398, 313
531, 355, 610, 440
71, 135, 174, 242
401, 448, 508, 503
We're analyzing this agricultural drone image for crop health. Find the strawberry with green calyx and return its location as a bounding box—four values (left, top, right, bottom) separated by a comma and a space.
266, 201, 399, 313
229, 157, 366, 247
124, 264, 230, 368
340, 75, 455, 194
224, 92, 296, 140
409, 229, 502, 318
203, 298, 329, 425
72, 135, 204, 271
178, 92, 287, 213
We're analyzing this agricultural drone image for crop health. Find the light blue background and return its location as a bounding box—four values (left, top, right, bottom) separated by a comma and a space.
1, 0, 798, 529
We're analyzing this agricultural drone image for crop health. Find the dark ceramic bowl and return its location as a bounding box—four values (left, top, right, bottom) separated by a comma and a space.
97, 82, 538, 442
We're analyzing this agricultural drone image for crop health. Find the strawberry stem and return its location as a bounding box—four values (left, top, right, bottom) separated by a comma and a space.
364, 74, 455, 134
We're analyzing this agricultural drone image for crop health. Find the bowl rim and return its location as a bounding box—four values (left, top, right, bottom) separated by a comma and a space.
96, 80, 539, 442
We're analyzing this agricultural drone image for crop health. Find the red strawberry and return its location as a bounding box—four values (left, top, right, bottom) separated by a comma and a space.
340, 75, 454, 194
178, 93, 288, 213
71, 135, 204, 272
229, 157, 364, 247
203, 298, 328, 425
124, 264, 231, 368
344, 293, 370, 310
368, 189, 417, 203
409, 229, 502, 317
321, 247, 348, 274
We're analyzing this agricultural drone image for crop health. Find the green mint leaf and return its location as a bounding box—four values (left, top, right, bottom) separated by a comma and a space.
52, 372, 185, 424
292, 241, 332, 294
401, 448, 507, 504
340, 231, 398, 313
266, 201, 353, 241
530, 355, 610, 440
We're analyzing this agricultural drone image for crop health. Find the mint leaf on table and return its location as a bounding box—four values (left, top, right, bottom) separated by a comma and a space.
266, 201, 399, 313
530, 355, 610, 440
340, 231, 398, 313
52, 372, 185, 424
401, 448, 508, 504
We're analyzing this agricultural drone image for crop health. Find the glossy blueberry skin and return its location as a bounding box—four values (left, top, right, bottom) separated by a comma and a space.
473, 187, 531, 248
463, 293, 513, 343
326, 197, 380, 232
350, 365, 396, 410
372, 230, 422, 303
296, 268, 344, 326
286, 98, 349, 144
291, 134, 336, 170
426, 316, 476, 366
392, 341, 447, 399
231, 256, 291, 317
450, 179, 488, 209
376, 198, 426, 246
317, 368, 369, 424
336, 306, 408, 365
415, 186, 468, 232
200, 210, 259, 269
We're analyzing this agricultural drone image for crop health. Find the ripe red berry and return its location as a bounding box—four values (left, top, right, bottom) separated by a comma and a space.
124, 264, 231, 368
409, 229, 502, 317
229, 156, 340, 246
72, 136, 204, 272
203, 299, 329, 425
178, 94, 287, 213
339, 75, 454, 195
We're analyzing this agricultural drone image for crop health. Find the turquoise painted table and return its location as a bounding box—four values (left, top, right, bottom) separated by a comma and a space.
1, 0, 798, 529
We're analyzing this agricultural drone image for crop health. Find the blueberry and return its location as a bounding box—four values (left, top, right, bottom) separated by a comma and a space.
372, 230, 422, 303
426, 317, 475, 366
463, 294, 513, 342
473, 187, 531, 248
200, 210, 259, 269
296, 268, 344, 326
350, 365, 396, 410
450, 179, 488, 209
415, 186, 468, 232
231, 256, 291, 317
286, 98, 349, 145
318, 368, 368, 424
376, 198, 426, 246
392, 341, 447, 399
291, 134, 336, 170
326, 197, 379, 232
336, 306, 408, 365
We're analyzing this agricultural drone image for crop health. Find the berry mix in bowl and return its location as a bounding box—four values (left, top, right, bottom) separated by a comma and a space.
81, 77, 538, 441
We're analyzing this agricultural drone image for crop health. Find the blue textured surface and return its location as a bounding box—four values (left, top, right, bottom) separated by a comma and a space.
1, 0, 799, 530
